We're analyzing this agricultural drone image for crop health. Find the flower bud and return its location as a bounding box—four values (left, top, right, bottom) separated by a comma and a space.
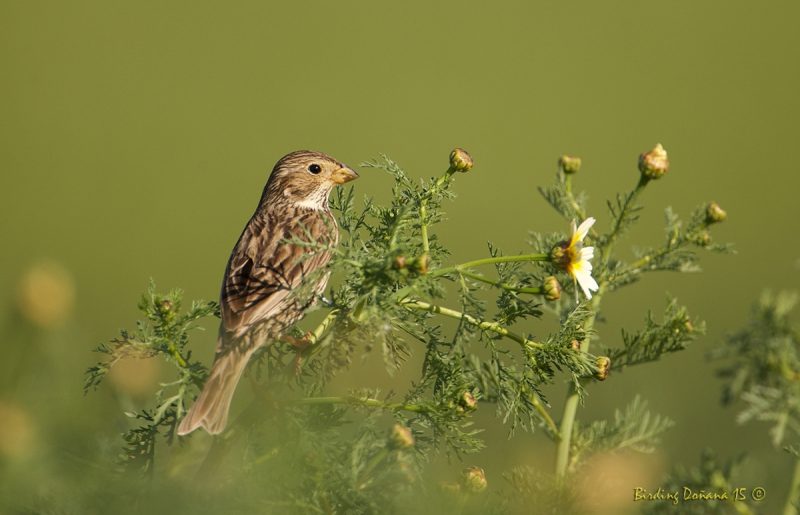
542, 276, 562, 301
595, 356, 611, 381
462, 466, 487, 493
449, 148, 474, 173
389, 423, 415, 449
559, 155, 582, 175
393, 255, 407, 270
638, 143, 669, 180
550, 244, 568, 266
157, 299, 177, 323
458, 391, 478, 412
705, 202, 727, 224
695, 230, 712, 247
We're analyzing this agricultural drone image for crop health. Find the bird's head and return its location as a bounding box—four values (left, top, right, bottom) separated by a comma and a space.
263, 150, 358, 210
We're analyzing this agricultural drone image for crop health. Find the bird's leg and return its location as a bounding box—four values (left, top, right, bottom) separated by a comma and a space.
282, 332, 314, 376
282, 331, 314, 350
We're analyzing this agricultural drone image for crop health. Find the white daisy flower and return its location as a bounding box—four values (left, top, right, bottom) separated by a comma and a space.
555, 217, 599, 300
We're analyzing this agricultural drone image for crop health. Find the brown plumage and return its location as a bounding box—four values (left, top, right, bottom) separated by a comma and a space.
177, 150, 358, 436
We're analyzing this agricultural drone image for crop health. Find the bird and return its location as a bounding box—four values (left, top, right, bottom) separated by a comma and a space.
177, 150, 358, 436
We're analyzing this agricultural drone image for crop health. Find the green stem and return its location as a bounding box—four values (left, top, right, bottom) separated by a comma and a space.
554, 291, 604, 478
563, 174, 602, 240
294, 395, 429, 413
457, 269, 544, 295
554, 175, 649, 479
402, 299, 544, 350
419, 168, 456, 254
784, 459, 800, 515
600, 175, 648, 267
308, 309, 339, 345
564, 175, 587, 221
304, 297, 367, 361
420, 202, 431, 254
293, 310, 341, 372
167, 342, 188, 368
436, 253, 550, 276
530, 394, 560, 441
392, 252, 550, 302
610, 231, 690, 281
357, 448, 391, 490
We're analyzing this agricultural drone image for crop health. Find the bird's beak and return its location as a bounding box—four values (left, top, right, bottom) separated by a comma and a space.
330, 166, 359, 184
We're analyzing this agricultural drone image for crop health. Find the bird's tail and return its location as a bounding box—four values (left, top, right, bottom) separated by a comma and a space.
177, 338, 253, 436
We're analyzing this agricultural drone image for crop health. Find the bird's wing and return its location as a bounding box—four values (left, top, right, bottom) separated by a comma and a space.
219, 210, 335, 340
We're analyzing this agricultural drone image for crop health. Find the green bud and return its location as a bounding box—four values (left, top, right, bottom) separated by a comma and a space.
705, 202, 727, 224
550, 244, 568, 266
542, 276, 562, 301
638, 143, 669, 180
458, 391, 478, 412
695, 230, 712, 247
462, 466, 487, 493
389, 423, 415, 449
595, 356, 611, 381
559, 155, 582, 175
449, 148, 474, 173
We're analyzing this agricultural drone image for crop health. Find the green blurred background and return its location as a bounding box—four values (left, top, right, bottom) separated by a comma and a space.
1, 1, 798, 513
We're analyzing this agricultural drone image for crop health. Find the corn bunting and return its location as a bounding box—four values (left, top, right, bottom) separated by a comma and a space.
177, 150, 358, 435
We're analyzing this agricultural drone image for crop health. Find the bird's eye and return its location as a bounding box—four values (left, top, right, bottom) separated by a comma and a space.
308, 163, 322, 174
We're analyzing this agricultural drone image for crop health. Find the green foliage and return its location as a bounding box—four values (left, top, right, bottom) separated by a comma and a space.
495, 466, 582, 515
647, 290, 800, 515
718, 290, 800, 514
713, 291, 800, 447
570, 396, 675, 471
79, 148, 730, 513
84, 281, 217, 472
606, 297, 705, 371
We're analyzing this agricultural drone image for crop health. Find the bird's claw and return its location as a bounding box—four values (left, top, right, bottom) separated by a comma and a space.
282, 331, 314, 351
283, 331, 314, 377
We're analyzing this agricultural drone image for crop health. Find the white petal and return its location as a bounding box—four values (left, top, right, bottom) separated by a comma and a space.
580, 246, 595, 261
574, 268, 599, 299
574, 217, 596, 242
569, 220, 579, 246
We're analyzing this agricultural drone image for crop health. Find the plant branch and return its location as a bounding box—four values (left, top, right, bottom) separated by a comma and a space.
456, 269, 544, 295
293, 395, 430, 414
555, 175, 649, 478
419, 168, 455, 253
600, 175, 648, 267
401, 299, 544, 350
436, 253, 550, 276
531, 393, 561, 441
